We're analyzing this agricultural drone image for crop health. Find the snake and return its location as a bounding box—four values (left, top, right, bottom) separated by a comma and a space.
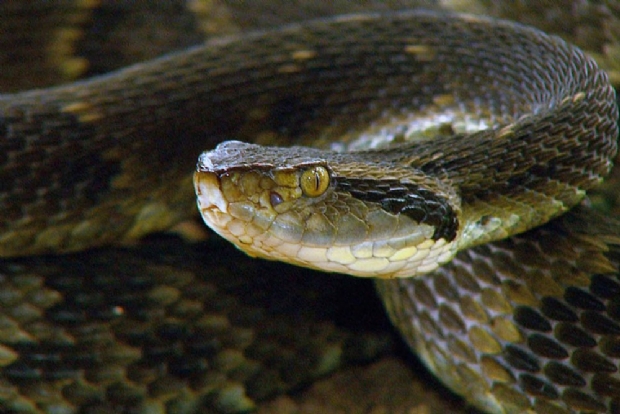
2, 3, 620, 414
193, 9, 620, 413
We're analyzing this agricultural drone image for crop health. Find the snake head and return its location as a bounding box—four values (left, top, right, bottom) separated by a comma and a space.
194, 140, 461, 278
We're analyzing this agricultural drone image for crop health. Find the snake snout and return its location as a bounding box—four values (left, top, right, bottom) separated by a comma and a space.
194, 170, 228, 214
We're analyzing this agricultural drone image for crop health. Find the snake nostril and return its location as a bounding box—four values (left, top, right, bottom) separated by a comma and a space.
270, 191, 284, 207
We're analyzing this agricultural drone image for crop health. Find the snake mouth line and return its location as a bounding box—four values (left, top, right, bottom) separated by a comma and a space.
198, 157, 460, 280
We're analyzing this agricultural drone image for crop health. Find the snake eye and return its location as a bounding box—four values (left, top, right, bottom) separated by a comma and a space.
300, 166, 330, 197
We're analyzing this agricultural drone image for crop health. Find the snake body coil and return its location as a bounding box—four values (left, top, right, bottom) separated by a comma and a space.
193, 10, 620, 414
1, 7, 620, 414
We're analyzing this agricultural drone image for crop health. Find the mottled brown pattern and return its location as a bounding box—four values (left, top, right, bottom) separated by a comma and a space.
378, 208, 620, 413
1, 1, 620, 414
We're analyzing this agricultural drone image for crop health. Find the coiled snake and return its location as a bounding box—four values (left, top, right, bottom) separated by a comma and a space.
2, 5, 620, 414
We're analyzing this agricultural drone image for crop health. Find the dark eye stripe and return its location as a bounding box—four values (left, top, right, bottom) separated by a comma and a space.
336, 178, 458, 241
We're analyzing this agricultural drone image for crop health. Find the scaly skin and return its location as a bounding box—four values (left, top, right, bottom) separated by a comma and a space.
1, 2, 620, 413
